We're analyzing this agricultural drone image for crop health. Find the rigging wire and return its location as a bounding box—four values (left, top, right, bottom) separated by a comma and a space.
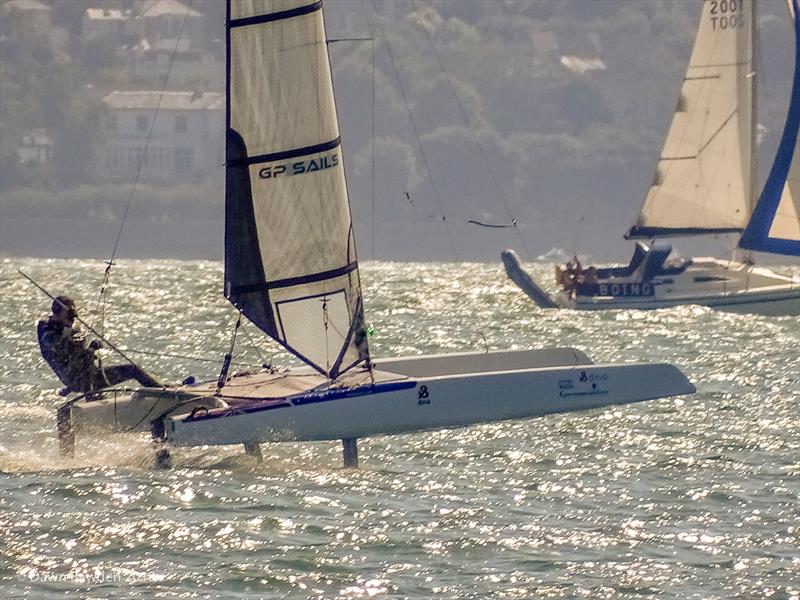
93, 0, 196, 335
124, 348, 226, 365
368, 0, 460, 261
239, 321, 272, 369
125, 347, 273, 370
409, 0, 533, 261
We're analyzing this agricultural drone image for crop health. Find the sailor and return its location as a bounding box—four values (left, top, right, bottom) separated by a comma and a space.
37, 295, 162, 395
581, 266, 599, 285
563, 257, 583, 297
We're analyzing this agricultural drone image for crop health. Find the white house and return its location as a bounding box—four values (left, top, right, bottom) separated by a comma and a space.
132, 0, 223, 87
101, 90, 223, 183
1, 0, 52, 29
139, 0, 204, 53
17, 129, 54, 165
82, 0, 222, 89
82, 7, 135, 40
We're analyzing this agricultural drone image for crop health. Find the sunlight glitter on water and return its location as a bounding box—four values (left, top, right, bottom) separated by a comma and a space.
1, 257, 799, 598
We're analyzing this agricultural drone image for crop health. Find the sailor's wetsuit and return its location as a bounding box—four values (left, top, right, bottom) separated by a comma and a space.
37, 317, 160, 393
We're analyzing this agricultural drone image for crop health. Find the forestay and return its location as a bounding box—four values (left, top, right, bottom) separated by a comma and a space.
739, 0, 800, 256
223, 0, 370, 379
627, 0, 754, 239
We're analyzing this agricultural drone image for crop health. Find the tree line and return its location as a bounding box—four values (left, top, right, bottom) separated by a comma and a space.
0, 2, 121, 191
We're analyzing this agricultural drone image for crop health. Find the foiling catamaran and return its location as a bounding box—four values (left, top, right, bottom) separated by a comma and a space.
56, 0, 694, 467
505, 0, 800, 315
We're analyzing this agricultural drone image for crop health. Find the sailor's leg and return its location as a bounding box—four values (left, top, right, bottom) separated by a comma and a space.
153, 444, 171, 469
135, 367, 163, 387
102, 364, 162, 388
56, 403, 74, 458
149, 418, 171, 469
342, 438, 358, 468
243, 442, 263, 462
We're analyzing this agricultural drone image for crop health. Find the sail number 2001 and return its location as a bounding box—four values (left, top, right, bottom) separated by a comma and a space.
709, 0, 744, 30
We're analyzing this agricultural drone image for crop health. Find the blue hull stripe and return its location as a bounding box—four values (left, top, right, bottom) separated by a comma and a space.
182, 380, 418, 423
227, 261, 358, 295
229, 1, 322, 29
626, 226, 742, 239
738, 0, 800, 257
228, 138, 341, 168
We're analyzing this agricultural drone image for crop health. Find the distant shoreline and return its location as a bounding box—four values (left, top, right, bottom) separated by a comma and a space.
2, 216, 798, 270
3, 187, 797, 266
0, 217, 224, 260
0, 183, 222, 220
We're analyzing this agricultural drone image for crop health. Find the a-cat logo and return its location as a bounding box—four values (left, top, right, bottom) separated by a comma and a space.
259, 153, 338, 179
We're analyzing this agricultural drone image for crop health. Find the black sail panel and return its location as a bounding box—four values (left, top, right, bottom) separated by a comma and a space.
224, 129, 277, 338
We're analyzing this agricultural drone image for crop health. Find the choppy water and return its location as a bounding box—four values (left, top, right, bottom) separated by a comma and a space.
1, 257, 799, 599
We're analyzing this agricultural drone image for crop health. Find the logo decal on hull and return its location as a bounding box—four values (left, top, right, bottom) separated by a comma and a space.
597, 283, 654, 297
417, 385, 431, 405
559, 371, 610, 398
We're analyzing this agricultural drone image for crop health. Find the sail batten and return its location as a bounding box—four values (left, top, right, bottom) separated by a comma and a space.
243, 138, 342, 166
268, 262, 359, 290
224, 0, 370, 379
229, 0, 321, 28
627, 0, 754, 240
626, 226, 743, 239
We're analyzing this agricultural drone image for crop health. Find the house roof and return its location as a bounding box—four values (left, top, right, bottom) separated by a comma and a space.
141, 0, 201, 18
103, 91, 223, 111
1, 0, 51, 12
85, 8, 128, 21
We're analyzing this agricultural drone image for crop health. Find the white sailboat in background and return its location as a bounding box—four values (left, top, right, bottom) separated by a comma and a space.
60, 0, 694, 466
505, 0, 800, 315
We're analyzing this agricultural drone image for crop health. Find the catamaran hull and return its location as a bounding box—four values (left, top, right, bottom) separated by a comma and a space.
164, 361, 694, 447
69, 389, 221, 435
60, 350, 693, 457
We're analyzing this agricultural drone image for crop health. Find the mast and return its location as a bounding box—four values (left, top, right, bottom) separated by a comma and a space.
740, 0, 759, 263
750, 0, 759, 219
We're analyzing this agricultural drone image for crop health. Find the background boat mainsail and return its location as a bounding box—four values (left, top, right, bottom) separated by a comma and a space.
627, 0, 754, 239
739, 0, 800, 256
223, 0, 370, 379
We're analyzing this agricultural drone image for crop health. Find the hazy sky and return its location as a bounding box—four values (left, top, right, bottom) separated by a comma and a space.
0, 0, 795, 262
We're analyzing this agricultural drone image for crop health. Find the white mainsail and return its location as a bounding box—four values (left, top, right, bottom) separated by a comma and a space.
224, 0, 370, 378
627, 0, 754, 239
